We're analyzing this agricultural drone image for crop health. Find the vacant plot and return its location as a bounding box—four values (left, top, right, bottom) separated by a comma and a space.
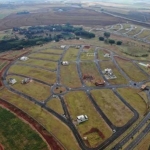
0, 107, 48, 150
63, 48, 79, 61
137, 29, 150, 39
0, 61, 8, 70
100, 61, 127, 84
118, 24, 131, 34
64, 91, 112, 148
41, 49, 64, 54
6, 75, 51, 101
117, 88, 147, 115
134, 132, 150, 150
91, 89, 133, 127
18, 58, 58, 70
127, 26, 142, 36
80, 48, 95, 61
109, 24, 121, 31
29, 53, 60, 61
137, 62, 150, 74
47, 98, 64, 115
60, 63, 81, 88
0, 88, 81, 150
115, 58, 148, 82
80, 62, 103, 86
8, 65, 56, 84
97, 49, 110, 61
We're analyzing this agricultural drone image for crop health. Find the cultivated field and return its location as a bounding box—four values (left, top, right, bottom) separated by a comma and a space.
0, 88, 81, 150
64, 91, 112, 147
8, 65, 56, 84
0, 107, 48, 150
91, 89, 133, 127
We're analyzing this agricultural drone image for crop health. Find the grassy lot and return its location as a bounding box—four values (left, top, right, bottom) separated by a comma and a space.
146, 36, 150, 42
6, 75, 51, 101
100, 61, 127, 84
134, 131, 150, 150
0, 88, 81, 150
63, 48, 79, 61
47, 98, 64, 115
18, 58, 58, 70
109, 24, 121, 31
8, 65, 56, 84
60, 63, 81, 88
127, 26, 143, 36
138, 91, 149, 106
91, 89, 133, 127
136, 29, 150, 39
0, 61, 8, 70
97, 49, 110, 61
137, 62, 150, 74
0, 107, 48, 150
117, 88, 147, 115
80, 62, 103, 86
80, 48, 95, 60
29, 53, 60, 61
64, 91, 112, 148
116, 58, 148, 82
41, 49, 64, 54
118, 23, 131, 34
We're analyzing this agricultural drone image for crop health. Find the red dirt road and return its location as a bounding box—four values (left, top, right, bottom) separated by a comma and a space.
0, 144, 4, 150
0, 98, 64, 150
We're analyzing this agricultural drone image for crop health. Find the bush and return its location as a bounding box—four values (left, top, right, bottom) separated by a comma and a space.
99, 37, 104, 41
109, 39, 115, 45
104, 32, 110, 39
116, 41, 122, 45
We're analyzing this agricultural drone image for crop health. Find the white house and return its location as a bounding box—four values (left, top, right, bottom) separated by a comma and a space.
60, 45, 66, 49
20, 56, 28, 61
104, 53, 110, 58
8, 78, 17, 85
61, 61, 69, 66
77, 115, 88, 124
104, 68, 113, 75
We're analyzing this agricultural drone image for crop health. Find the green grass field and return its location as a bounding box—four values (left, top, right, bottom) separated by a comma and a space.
8, 65, 56, 84
80, 48, 95, 61
97, 49, 110, 61
60, 63, 82, 88
0, 88, 81, 150
41, 49, 64, 54
18, 59, 58, 70
0, 107, 48, 150
7, 75, 51, 101
127, 26, 143, 36
64, 91, 112, 147
116, 58, 148, 82
91, 89, 133, 127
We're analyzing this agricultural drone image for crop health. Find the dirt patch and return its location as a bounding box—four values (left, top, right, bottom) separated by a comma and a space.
0, 144, 4, 150
0, 98, 64, 150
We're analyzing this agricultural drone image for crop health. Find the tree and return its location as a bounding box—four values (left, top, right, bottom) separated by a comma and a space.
116, 41, 122, 45
99, 37, 104, 41
109, 39, 115, 45
104, 32, 110, 39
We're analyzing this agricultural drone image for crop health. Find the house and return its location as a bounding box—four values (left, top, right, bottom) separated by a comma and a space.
77, 115, 88, 124
8, 78, 17, 85
60, 45, 66, 49
61, 61, 69, 66
104, 53, 110, 58
103, 68, 113, 75
21, 78, 31, 84
20, 56, 28, 61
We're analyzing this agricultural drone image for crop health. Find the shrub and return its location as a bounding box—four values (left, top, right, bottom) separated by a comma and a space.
99, 37, 104, 41
116, 41, 122, 45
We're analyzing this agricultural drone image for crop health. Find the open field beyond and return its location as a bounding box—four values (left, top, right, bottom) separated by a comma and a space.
100, 61, 127, 84
8, 65, 56, 84
0, 88, 81, 150
127, 26, 142, 36
136, 29, 150, 39
0, 106, 48, 150
41, 49, 64, 54
117, 88, 147, 115
91, 89, 133, 127
60, 63, 81, 88
63, 48, 79, 61
64, 91, 112, 148
0, 8, 125, 31
17, 58, 58, 70
80, 62, 103, 86
115, 58, 148, 82
29, 53, 61, 61
6, 75, 51, 101
118, 24, 131, 34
